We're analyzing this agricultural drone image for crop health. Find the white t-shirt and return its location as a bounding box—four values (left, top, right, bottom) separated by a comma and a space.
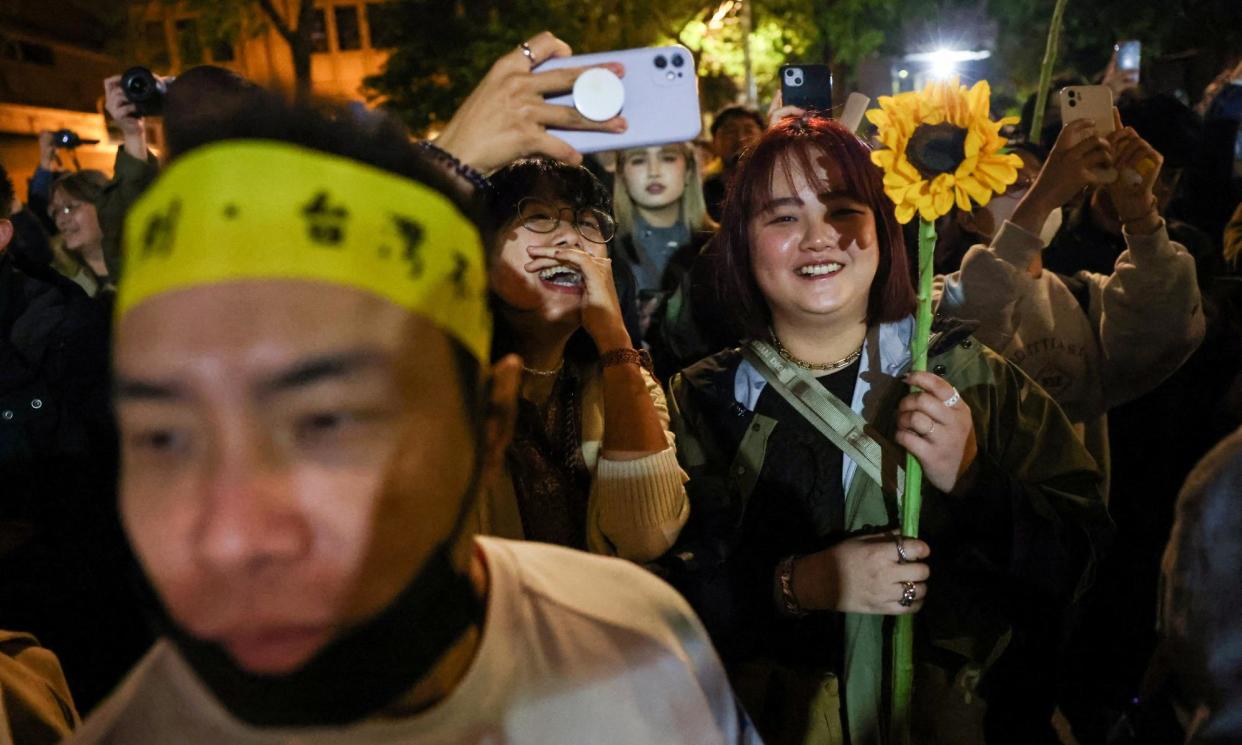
69, 536, 758, 744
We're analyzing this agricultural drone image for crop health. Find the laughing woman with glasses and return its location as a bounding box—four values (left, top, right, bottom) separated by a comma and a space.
477, 158, 689, 562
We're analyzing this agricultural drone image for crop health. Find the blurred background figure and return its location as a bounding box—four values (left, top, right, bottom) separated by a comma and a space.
610, 142, 717, 376
702, 105, 764, 222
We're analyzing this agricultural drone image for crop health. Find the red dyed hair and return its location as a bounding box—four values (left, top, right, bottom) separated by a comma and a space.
712, 115, 915, 340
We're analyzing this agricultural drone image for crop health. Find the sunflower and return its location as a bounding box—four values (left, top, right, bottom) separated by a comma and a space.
866, 78, 1024, 224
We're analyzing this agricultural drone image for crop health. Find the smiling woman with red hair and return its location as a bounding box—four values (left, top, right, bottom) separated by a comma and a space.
662, 115, 1110, 744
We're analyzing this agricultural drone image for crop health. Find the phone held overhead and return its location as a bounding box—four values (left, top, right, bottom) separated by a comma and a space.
1060, 85, 1119, 184
780, 64, 833, 112
1115, 40, 1141, 78
539, 46, 702, 154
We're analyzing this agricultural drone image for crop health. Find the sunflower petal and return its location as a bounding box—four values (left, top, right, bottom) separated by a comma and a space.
955, 183, 972, 212
959, 176, 992, 205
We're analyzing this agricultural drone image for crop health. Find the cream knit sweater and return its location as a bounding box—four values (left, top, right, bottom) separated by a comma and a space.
936, 219, 1205, 496
476, 365, 690, 562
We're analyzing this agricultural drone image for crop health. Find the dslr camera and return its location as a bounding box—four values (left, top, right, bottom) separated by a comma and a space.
121, 66, 171, 117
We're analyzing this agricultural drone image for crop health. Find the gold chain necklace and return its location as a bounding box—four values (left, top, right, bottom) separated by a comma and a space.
769, 328, 863, 373
522, 362, 564, 377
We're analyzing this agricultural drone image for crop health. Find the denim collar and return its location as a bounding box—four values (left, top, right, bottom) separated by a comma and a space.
734, 316, 914, 490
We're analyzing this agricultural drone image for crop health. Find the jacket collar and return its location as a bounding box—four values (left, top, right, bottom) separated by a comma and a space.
733, 317, 915, 493
734, 316, 914, 413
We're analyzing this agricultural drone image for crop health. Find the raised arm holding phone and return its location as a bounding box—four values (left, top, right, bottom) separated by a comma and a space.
434, 32, 627, 173
938, 106, 1204, 494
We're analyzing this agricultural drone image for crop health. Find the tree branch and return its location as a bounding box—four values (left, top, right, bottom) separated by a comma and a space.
256, 0, 297, 44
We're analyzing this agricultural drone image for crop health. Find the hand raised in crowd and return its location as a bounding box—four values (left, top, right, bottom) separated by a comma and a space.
792, 531, 931, 615
1102, 52, 1140, 99
434, 31, 627, 173
525, 244, 632, 353
766, 89, 805, 129
1010, 119, 1113, 236
1106, 108, 1164, 234
37, 131, 62, 171
103, 75, 148, 160
895, 371, 978, 494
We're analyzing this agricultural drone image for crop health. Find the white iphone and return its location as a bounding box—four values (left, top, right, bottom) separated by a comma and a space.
538, 46, 702, 154
1060, 85, 1118, 182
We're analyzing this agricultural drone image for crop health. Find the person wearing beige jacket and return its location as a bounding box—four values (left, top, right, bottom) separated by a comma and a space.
479, 158, 689, 562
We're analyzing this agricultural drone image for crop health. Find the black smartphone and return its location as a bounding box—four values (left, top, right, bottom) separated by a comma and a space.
781, 64, 833, 112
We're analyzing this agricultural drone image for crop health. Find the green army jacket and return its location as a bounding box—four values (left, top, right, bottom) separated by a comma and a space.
665, 317, 1111, 745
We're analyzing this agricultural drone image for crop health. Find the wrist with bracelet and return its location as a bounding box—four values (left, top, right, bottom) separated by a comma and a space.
774, 555, 809, 618
417, 140, 491, 193
600, 347, 653, 374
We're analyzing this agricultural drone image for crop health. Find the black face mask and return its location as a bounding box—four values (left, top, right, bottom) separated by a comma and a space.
146, 453, 486, 728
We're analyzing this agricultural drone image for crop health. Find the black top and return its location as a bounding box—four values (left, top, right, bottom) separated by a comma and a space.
718, 356, 860, 671
507, 367, 592, 550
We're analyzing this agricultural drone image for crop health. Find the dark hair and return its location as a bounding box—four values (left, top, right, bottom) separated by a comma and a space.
1018, 76, 1087, 144
710, 105, 765, 138
151, 85, 489, 416
164, 65, 263, 160
1119, 93, 1203, 169
487, 157, 611, 231
1009, 139, 1049, 164
484, 158, 608, 366
51, 170, 109, 205
0, 162, 13, 221
713, 115, 915, 340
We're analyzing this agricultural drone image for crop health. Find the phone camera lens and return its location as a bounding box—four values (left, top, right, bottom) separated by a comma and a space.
1069, 100, 1077, 107
671, 54, 684, 68
793, 76, 803, 85
654, 55, 668, 69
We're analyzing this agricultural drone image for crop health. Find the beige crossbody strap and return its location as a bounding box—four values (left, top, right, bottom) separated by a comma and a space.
744, 340, 904, 497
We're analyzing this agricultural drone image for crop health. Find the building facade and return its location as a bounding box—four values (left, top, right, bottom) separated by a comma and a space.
1, 0, 396, 200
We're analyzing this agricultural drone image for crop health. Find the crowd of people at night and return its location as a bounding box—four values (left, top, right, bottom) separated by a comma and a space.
1, 26, 1241, 745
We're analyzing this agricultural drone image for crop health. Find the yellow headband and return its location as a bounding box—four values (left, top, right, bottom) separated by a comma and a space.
118, 140, 491, 363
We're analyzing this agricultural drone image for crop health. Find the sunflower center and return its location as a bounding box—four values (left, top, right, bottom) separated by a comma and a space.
906, 123, 968, 179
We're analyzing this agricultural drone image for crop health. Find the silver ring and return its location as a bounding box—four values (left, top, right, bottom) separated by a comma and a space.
893, 534, 911, 564
922, 421, 936, 438
943, 389, 961, 408
900, 582, 917, 607
519, 42, 537, 69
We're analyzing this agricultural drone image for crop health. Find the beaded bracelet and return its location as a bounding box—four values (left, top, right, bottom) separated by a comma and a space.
775, 555, 808, 618
417, 140, 491, 193
600, 348, 653, 374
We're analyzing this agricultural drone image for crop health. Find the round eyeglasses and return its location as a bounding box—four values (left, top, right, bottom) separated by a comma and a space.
517, 197, 615, 244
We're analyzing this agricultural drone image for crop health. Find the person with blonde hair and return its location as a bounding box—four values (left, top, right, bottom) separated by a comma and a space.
611, 142, 716, 335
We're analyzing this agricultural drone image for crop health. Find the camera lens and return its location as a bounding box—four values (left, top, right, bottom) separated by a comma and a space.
126, 77, 149, 98
1069, 100, 1077, 107
794, 77, 803, 85
671, 54, 684, 68
654, 55, 668, 69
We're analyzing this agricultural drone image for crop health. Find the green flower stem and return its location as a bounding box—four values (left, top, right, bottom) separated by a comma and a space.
891, 217, 936, 743
1029, 0, 1071, 146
